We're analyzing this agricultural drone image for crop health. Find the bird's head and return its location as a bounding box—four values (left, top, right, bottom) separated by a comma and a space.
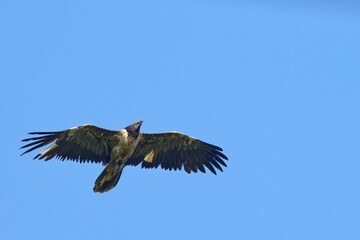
125, 120, 143, 137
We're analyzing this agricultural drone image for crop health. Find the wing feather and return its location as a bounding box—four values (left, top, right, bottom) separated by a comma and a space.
197, 161, 206, 173
21, 124, 118, 164
126, 132, 228, 175
203, 161, 217, 175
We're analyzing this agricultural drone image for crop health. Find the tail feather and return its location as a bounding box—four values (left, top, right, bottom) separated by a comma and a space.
93, 163, 124, 193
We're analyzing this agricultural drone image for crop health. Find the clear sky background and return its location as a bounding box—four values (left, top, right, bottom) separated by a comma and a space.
1, 1, 360, 240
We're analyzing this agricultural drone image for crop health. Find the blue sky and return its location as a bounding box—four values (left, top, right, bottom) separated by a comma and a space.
1, 1, 360, 239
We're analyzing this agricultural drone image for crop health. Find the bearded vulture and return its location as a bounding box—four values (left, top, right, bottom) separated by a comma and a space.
21, 121, 228, 193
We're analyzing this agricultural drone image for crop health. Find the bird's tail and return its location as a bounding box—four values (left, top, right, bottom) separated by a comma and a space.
93, 163, 124, 193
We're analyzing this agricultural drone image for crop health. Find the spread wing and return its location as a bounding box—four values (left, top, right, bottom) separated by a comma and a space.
21, 124, 118, 164
126, 132, 228, 174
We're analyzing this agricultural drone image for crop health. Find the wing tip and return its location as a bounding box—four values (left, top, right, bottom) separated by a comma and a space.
28, 131, 60, 135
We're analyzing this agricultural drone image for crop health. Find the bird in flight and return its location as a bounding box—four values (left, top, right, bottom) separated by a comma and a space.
21, 121, 228, 193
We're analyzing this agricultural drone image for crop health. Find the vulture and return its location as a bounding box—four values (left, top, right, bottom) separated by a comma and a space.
21, 121, 228, 193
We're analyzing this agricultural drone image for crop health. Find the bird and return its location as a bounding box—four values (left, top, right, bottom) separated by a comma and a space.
20, 120, 228, 193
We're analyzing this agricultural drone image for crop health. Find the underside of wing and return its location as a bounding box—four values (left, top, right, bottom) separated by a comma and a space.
21, 124, 118, 164
126, 132, 228, 174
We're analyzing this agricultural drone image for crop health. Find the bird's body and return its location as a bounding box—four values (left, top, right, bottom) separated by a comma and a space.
21, 121, 228, 193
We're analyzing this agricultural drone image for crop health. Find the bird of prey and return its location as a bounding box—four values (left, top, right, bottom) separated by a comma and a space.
21, 121, 228, 193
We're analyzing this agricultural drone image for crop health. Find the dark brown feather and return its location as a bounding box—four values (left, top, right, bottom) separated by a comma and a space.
126, 132, 228, 175
21, 124, 118, 164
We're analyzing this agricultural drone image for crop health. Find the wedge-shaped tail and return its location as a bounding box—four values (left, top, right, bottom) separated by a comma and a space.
93, 163, 124, 193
